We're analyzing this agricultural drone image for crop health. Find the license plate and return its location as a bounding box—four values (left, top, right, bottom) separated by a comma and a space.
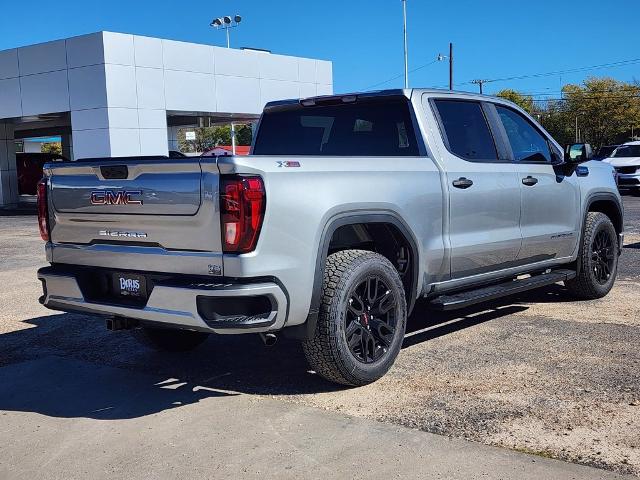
112, 272, 147, 299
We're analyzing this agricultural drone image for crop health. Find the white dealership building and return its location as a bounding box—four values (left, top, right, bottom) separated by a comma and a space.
0, 31, 333, 207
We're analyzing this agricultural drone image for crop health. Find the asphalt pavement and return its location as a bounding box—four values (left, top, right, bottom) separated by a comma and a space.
1, 195, 639, 479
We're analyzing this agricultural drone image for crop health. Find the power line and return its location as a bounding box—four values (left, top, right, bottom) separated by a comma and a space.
363, 56, 640, 94
536, 87, 640, 96
531, 94, 640, 103
364, 59, 439, 90
462, 57, 640, 86
494, 86, 640, 98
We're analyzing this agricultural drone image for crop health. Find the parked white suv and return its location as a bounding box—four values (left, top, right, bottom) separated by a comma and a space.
603, 141, 640, 192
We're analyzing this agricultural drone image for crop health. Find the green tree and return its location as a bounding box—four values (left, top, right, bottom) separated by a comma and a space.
41, 142, 62, 155
495, 89, 534, 113
561, 77, 640, 147
178, 124, 253, 153
537, 100, 573, 147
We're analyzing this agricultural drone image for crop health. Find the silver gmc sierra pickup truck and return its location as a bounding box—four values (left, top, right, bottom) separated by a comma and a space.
37, 89, 624, 386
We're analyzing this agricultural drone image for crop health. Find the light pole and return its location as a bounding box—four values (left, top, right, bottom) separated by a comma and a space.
402, 0, 409, 88
210, 14, 243, 154
210, 15, 242, 48
575, 114, 583, 143
449, 42, 453, 90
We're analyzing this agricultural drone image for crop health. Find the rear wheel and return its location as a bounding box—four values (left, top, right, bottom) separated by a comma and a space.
565, 212, 619, 299
303, 250, 407, 386
133, 326, 209, 352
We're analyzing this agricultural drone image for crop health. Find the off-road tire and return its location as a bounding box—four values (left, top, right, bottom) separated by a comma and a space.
565, 211, 618, 299
133, 326, 209, 352
303, 250, 407, 386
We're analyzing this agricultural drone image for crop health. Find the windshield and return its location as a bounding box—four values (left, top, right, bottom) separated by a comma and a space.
613, 145, 640, 158
253, 98, 420, 156
596, 146, 617, 158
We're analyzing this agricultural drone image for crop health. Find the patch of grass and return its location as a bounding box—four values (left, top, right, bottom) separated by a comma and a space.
510, 446, 558, 460
509, 445, 636, 476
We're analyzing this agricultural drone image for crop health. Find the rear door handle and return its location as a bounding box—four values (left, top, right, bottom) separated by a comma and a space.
452, 177, 473, 189
522, 176, 538, 186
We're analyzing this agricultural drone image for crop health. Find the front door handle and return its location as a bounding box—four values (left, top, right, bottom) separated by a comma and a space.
452, 177, 473, 189
522, 176, 538, 186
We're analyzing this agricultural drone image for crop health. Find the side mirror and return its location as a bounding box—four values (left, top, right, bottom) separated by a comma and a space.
564, 143, 593, 163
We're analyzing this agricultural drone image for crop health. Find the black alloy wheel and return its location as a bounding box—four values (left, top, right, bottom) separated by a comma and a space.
565, 211, 618, 299
345, 276, 397, 363
591, 229, 615, 285
302, 249, 407, 386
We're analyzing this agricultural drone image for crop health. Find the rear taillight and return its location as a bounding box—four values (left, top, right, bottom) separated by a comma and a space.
37, 179, 50, 241
220, 175, 266, 253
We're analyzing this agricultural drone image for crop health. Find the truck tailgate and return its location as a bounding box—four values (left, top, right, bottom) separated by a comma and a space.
45, 158, 222, 254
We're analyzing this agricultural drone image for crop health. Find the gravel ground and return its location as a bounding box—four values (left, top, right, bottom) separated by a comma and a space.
1, 195, 639, 476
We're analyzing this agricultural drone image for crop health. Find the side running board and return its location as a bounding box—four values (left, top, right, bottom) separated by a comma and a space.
429, 269, 576, 311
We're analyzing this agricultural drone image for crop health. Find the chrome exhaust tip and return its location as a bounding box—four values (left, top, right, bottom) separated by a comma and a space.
259, 332, 278, 347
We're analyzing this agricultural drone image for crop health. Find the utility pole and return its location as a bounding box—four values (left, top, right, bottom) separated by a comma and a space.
449, 42, 453, 90
471, 79, 488, 94
402, 0, 409, 88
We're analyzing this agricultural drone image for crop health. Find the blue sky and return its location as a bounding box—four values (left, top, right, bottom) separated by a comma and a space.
1, 0, 637, 98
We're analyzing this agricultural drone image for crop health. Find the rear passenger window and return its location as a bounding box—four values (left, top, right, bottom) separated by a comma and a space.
495, 105, 552, 163
433, 100, 498, 161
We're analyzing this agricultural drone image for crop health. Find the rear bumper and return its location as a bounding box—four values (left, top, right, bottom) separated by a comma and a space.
45, 242, 223, 278
37, 266, 288, 334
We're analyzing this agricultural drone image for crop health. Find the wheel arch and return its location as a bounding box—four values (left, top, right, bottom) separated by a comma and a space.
585, 193, 624, 235
285, 212, 420, 340
571, 193, 625, 264
565, 193, 622, 299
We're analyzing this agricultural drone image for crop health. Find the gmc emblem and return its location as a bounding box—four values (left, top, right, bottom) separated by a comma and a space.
90, 190, 143, 205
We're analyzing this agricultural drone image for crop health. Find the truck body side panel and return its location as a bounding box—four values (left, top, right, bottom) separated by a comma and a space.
218, 154, 445, 326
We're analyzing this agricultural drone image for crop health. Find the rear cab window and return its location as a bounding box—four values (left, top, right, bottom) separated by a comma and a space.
432, 99, 498, 162
253, 98, 420, 156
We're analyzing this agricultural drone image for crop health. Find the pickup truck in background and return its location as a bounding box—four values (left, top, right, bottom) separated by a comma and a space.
37, 89, 624, 386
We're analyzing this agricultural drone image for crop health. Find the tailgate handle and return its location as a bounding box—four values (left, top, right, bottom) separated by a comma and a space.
101, 165, 129, 180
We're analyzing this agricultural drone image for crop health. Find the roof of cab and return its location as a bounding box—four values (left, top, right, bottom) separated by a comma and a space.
264, 88, 517, 111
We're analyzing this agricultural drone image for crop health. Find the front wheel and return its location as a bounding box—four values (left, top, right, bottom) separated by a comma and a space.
303, 250, 407, 386
133, 325, 209, 352
565, 212, 619, 299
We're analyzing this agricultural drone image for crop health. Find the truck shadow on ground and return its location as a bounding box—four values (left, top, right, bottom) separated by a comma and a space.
0, 206, 37, 216
0, 284, 589, 421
